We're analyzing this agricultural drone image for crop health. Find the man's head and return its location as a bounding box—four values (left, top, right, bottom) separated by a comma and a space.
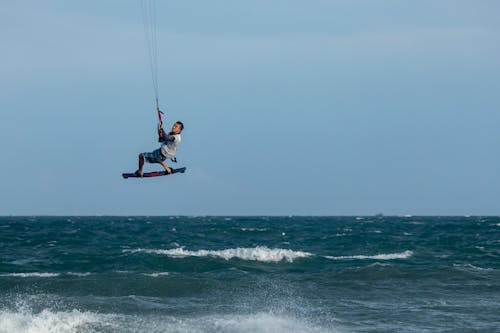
171, 121, 184, 134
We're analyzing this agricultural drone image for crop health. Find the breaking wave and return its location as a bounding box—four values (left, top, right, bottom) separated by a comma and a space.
325, 250, 413, 260
124, 246, 313, 263
0, 310, 334, 333
142, 272, 170, 277
0, 309, 101, 333
0, 273, 60, 278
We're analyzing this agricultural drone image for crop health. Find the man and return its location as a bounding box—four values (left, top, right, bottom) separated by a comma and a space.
135, 121, 184, 177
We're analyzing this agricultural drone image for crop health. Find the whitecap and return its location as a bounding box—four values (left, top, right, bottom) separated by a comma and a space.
0, 309, 100, 333
240, 228, 268, 232
325, 250, 413, 260
124, 246, 313, 263
66, 272, 92, 277
453, 263, 494, 272
0, 298, 336, 333
0, 272, 60, 278
142, 272, 170, 277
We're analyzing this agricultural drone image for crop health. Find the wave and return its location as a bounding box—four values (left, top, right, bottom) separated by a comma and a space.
239, 228, 269, 232
0, 272, 60, 278
0, 310, 334, 333
67, 272, 92, 277
142, 272, 170, 277
324, 250, 413, 260
124, 246, 313, 263
0, 309, 101, 333
0, 272, 94, 278
123, 247, 413, 262
453, 263, 494, 272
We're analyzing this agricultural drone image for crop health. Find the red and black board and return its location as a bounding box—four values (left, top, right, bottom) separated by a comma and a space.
122, 167, 186, 179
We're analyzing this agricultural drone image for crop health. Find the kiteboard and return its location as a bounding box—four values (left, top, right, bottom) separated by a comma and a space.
122, 167, 186, 179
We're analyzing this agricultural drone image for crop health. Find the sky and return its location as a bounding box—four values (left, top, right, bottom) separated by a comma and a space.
1, 1, 499, 216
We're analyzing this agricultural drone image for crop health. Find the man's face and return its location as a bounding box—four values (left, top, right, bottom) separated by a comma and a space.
171, 123, 182, 134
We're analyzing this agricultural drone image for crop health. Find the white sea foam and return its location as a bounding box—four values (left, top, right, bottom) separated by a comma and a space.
124, 246, 313, 263
325, 250, 413, 260
66, 272, 92, 277
239, 228, 268, 232
142, 272, 170, 277
453, 263, 494, 272
0, 309, 100, 333
0, 273, 60, 278
0, 309, 335, 333
0, 272, 92, 278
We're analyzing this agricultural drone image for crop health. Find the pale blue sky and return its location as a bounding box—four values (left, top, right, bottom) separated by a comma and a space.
1, 1, 499, 215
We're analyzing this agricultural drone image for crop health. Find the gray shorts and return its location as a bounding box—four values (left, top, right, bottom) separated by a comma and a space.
141, 148, 166, 164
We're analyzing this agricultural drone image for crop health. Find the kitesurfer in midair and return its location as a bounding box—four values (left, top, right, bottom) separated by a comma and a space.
135, 121, 184, 177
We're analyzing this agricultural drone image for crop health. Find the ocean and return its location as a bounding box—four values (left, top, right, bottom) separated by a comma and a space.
0, 216, 499, 333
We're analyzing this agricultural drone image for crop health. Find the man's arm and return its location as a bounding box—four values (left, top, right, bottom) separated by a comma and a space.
158, 125, 176, 142
158, 125, 166, 142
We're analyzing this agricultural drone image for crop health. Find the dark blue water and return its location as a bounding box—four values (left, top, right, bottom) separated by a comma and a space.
1, 216, 499, 332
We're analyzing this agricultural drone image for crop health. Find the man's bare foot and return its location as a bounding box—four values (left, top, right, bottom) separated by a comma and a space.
165, 167, 172, 174
135, 170, 143, 177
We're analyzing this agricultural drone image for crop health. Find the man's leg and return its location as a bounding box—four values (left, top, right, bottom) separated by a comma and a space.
136, 153, 145, 177
160, 161, 172, 174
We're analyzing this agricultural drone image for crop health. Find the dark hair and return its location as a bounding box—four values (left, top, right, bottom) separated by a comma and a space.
176, 121, 184, 131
